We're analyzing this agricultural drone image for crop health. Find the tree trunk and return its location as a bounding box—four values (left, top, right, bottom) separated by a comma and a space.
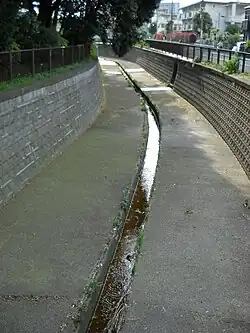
38, 0, 53, 28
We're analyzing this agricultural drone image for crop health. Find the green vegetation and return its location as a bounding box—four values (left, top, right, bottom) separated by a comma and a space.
222, 55, 239, 74
193, 12, 213, 35
0, 62, 86, 92
149, 22, 157, 36
225, 23, 241, 35
203, 23, 241, 49
137, 228, 145, 255
233, 72, 250, 82
200, 61, 223, 71
198, 55, 239, 75
245, 40, 250, 52
1, 0, 161, 57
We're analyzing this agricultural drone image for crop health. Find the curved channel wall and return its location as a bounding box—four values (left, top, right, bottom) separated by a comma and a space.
98, 45, 250, 179
0, 61, 103, 206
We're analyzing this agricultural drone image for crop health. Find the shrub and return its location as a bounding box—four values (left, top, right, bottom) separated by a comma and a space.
245, 40, 250, 53
222, 55, 239, 74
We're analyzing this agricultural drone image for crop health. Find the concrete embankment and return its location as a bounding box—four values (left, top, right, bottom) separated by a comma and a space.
118, 60, 250, 333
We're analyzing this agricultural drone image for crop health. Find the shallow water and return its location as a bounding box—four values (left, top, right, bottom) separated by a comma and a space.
86, 70, 160, 333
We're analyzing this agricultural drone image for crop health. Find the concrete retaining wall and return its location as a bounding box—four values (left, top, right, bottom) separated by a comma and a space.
174, 61, 250, 179
98, 45, 250, 178
0, 62, 103, 206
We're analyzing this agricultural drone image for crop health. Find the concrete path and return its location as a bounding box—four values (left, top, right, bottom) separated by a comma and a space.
118, 60, 250, 332
0, 60, 144, 333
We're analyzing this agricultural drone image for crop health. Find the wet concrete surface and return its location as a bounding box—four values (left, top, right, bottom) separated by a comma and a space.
117, 60, 250, 332
0, 61, 144, 332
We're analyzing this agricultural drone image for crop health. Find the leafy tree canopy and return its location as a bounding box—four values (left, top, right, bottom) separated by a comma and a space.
149, 22, 157, 35
165, 20, 173, 34
225, 23, 241, 35
0, 0, 161, 56
193, 11, 213, 34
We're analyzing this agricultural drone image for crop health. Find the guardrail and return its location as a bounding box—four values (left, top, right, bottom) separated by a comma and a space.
0, 45, 86, 83
146, 39, 250, 73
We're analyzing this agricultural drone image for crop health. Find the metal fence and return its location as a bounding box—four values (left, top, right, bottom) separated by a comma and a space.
146, 40, 250, 73
0, 45, 86, 83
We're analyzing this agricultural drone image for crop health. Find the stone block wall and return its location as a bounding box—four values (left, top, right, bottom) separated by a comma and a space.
0, 62, 103, 205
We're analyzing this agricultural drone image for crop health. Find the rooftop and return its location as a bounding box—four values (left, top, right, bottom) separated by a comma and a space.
180, 0, 250, 10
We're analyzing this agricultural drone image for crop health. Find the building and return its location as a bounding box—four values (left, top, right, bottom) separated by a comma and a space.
242, 5, 250, 39
152, 1, 180, 32
179, 0, 250, 32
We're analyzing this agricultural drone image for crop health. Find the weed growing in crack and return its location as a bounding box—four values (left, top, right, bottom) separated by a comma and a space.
140, 99, 147, 113
120, 185, 131, 210
137, 228, 145, 255
113, 214, 122, 228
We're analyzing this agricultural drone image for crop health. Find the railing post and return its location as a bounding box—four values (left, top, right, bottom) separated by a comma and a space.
186, 45, 189, 58
32, 49, 35, 76
217, 49, 220, 65
83, 45, 85, 60
78, 45, 80, 62
200, 47, 203, 61
9, 51, 13, 80
61, 47, 64, 66
208, 48, 211, 62
192, 46, 195, 60
49, 47, 52, 72
242, 53, 246, 73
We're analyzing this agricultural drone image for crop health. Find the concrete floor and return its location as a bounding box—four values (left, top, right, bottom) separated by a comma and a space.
0, 61, 144, 333
118, 60, 250, 333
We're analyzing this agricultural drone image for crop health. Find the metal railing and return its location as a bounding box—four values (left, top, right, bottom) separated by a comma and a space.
146, 40, 250, 73
0, 45, 86, 83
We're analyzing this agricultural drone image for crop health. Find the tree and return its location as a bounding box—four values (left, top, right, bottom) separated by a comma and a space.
224, 32, 241, 49
193, 11, 213, 35
225, 23, 241, 35
109, 0, 161, 56
0, 0, 22, 50
0, 0, 161, 55
149, 22, 157, 35
165, 20, 173, 34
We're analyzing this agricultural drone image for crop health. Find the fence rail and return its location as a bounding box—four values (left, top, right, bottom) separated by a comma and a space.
0, 45, 86, 83
146, 40, 250, 73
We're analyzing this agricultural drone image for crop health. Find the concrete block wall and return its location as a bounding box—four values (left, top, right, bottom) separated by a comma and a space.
0, 62, 103, 206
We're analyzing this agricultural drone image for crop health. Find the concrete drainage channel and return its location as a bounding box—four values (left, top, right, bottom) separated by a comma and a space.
79, 61, 161, 333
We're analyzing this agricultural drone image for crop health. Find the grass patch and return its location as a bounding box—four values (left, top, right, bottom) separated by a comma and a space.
233, 72, 250, 82
137, 228, 145, 255
0, 57, 96, 92
200, 61, 223, 71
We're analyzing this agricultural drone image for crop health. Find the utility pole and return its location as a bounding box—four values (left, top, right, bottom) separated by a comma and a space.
200, 0, 204, 41
170, 0, 174, 34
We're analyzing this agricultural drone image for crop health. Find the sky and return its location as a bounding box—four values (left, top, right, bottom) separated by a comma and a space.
175, 0, 250, 5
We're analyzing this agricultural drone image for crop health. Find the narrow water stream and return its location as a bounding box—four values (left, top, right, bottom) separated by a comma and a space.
86, 66, 160, 333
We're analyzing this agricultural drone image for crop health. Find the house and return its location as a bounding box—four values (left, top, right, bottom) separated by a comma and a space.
242, 5, 250, 39
152, 1, 180, 32
179, 0, 250, 32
